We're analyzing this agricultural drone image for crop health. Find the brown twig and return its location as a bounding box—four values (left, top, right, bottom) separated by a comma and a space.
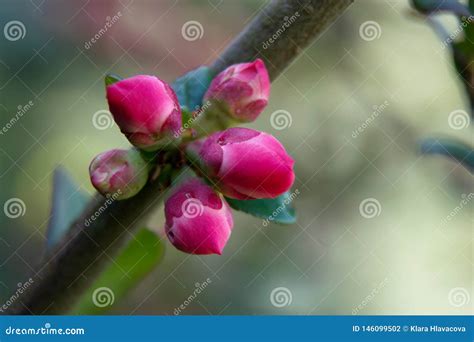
6, 0, 353, 315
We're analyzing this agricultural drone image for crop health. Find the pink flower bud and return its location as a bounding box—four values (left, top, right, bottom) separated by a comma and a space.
187, 127, 295, 200
89, 149, 149, 200
203, 59, 270, 122
164, 178, 233, 255
106, 75, 182, 151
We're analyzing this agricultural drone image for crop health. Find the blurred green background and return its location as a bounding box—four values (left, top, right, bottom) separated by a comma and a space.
0, 0, 472, 315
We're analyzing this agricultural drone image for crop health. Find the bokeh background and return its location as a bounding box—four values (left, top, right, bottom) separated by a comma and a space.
0, 0, 472, 315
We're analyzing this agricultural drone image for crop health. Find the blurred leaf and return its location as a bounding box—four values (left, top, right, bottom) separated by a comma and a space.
470, 0, 474, 12
452, 45, 474, 115
225, 191, 297, 225
71, 228, 165, 314
181, 107, 194, 124
46, 167, 89, 251
105, 73, 122, 86
411, 0, 470, 16
172, 66, 214, 111
420, 137, 474, 172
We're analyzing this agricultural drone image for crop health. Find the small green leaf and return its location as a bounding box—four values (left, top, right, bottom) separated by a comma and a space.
172, 66, 215, 111
420, 137, 474, 172
225, 191, 298, 225
181, 107, 194, 124
71, 228, 165, 314
46, 167, 89, 251
105, 73, 122, 86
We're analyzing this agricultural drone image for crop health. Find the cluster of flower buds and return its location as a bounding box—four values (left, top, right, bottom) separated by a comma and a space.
89, 74, 183, 199
89, 59, 295, 255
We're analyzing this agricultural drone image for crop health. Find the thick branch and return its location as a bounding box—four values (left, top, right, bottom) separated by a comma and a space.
211, 0, 353, 80
7, 180, 168, 314
6, 0, 353, 315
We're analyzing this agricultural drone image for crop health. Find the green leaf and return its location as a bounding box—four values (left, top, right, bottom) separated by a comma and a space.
172, 66, 215, 111
470, 0, 474, 12
420, 137, 474, 172
225, 191, 298, 225
105, 73, 122, 86
411, 0, 470, 16
46, 167, 89, 251
71, 228, 165, 314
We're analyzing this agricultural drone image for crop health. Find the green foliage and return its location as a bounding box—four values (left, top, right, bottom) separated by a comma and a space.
172, 66, 215, 111
225, 191, 298, 225
71, 228, 165, 314
420, 138, 474, 172
46, 167, 89, 250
